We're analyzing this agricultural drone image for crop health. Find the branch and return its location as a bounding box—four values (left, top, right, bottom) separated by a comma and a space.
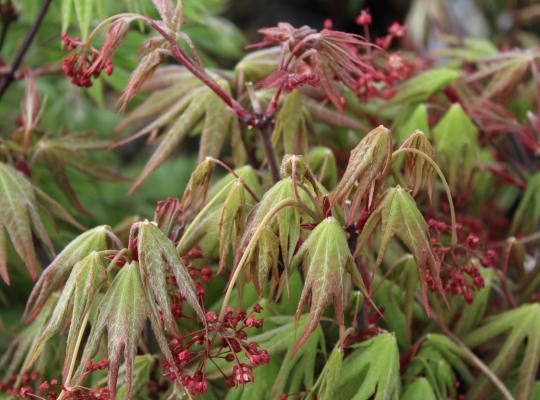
0, 0, 53, 100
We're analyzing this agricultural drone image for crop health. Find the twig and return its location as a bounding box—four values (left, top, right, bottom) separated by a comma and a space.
256, 117, 280, 182
0, 0, 53, 101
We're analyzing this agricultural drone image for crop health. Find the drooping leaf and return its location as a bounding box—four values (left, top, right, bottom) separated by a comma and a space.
0, 163, 81, 284
125, 79, 234, 193
74, 262, 178, 399
332, 125, 392, 206
311, 343, 343, 400
401, 378, 437, 400
136, 220, 205, 327
355, 186, 443, 312
218, 179, 246, 273
399, 130, 436, 199
20, 252, 107, 378
24, 225, 113, 321
290, 217, 355, 353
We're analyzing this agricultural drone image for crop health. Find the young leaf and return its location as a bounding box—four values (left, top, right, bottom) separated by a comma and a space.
24, 225, 113, 321
432, 103, 479, 192
399, 130, 436, 199
355, 186, 443, 312
401, 378, 437, 400
336, 332, 400, 400
20, 252, 106, 378
332, 125, 392, 206
0, 162, 81, 284
272, 90, 309, 155
290, 217, 354, 353
73, 262, 178, 399
395, 103, 430, 145
136, 220, 205, 327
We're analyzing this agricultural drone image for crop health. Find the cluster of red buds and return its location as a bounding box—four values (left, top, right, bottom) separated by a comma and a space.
85, 358, 109, 373
0, 372, 112, 400
60, 33, 113, 88
426, 218, 488, 303
162, 304, 268, 396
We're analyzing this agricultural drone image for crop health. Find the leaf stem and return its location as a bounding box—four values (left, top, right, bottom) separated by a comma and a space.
392, 148, 458, 246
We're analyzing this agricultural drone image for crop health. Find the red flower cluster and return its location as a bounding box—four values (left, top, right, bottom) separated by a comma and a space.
61, 33, 113, 87
427, 218, 488, 303
162, 304, 268, 396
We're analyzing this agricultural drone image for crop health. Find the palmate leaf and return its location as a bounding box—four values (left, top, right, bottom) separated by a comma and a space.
331, 125, 391, 206
238, 177, 315, 296
463, 304, 540, 400
290, 217, 355, 353
32, 132, 127, 216
0, 162, 82, 285
25, 225, 114, 322
336, 332, 400, 400
218, 179, 246, 272
401, 378, 437, 400
272, 90, 309, 155
20, 252, 107, 379
136, 220, 205, 328
117, 70, 235, 193
176, 165, 261, 259
432, 103, 479, 192
395, 103, 430, 145
73, 262, 178, 399
355, 186, 443, 312
310, 343, 343, 400
405, 334, 473, 399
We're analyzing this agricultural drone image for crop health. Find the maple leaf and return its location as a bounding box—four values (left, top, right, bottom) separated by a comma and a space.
135, 220, 205, 327
0, 162, 83, 284
355, 186, 444, 313
73, 262, 179, 399
463, 304, 540, 400
24, 225, 115, 322
332, 125, 392, 206
290, 217, 355, 353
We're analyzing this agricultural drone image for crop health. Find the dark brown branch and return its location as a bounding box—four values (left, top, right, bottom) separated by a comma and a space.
0, 0, 52, 101
256, 117, 280, 182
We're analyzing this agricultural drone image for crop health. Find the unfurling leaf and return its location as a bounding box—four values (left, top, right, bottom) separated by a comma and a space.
136, 220, 205, 327
179, 158, 215, 217
20, 252, 106, 378
73, 262, 177, 399
433, 103, 479, 192
332, 125, 392, 206
218, 180, 246, 273
24, 225, 113, 321
312, 343, 343, 400
399, 130, 436, 199
355, 186, 443, 312
336, 332, 400, 400
290, 217, 353, 353
0, 162, 82, 284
